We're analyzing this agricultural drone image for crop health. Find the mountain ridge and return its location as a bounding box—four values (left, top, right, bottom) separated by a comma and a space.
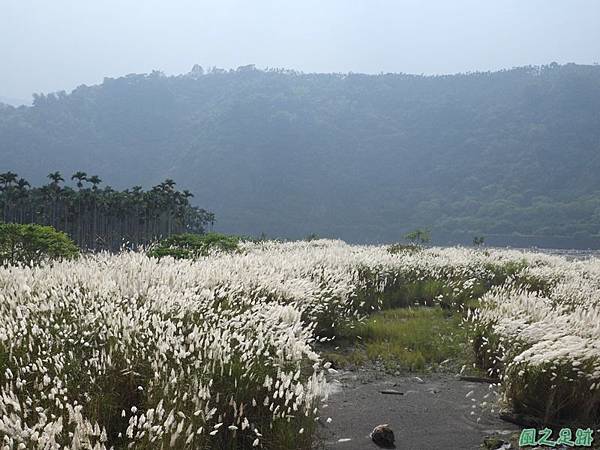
1, 63, 600, 247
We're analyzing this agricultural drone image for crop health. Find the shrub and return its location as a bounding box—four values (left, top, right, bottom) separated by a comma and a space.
473, 236, 485, 246
0, 223, 78, 266
147, 232, 240, 259
387, 243, 421, 255
403, 228, 431, 245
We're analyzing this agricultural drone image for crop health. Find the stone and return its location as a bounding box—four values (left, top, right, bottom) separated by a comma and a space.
380, 389, 404, 395
370, 424, 395, 448
482, 436, 511, 449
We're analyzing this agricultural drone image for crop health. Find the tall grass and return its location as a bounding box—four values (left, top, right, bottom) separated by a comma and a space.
1, 239, 598, 448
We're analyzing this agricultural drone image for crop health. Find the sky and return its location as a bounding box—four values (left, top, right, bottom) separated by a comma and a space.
1, 0, 600, 103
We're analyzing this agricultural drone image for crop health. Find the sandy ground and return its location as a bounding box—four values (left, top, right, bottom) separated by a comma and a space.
319, 369, 519, 450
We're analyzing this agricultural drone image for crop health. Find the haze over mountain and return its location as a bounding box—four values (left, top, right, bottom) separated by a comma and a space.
1, 63, 600, 247
2, 1, 600, 101
0, 96, 29, 107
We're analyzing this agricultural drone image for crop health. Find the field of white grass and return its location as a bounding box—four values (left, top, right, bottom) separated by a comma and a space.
0, 240, 598, 449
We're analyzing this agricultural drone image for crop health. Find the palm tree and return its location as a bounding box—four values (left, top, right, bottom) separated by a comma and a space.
47, 171, 64, 186
157, 179, 178, 234
44, 172, 65, 227
161, 179, 176, 192
0, 169, 213, 250
85, 175, 102, 245
14, 178, 30, 222
0, 171, 18, 189
88, 175, 102, 191
0, 172, 19, 221
15, 178, 29, 191
71, 172, 88, 245
71, 172, 88, 190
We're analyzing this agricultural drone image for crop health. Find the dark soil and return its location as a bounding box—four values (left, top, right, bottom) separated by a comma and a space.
319, 368, 519, 450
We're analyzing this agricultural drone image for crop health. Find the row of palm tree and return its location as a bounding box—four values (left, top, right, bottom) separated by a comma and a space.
0, 171, 214, 250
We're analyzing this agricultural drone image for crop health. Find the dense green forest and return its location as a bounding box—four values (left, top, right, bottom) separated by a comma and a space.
1, 63, 600, 247
0, 171, 213, 250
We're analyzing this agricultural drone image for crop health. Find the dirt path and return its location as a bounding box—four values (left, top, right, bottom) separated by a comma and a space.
320, 369, 519, 450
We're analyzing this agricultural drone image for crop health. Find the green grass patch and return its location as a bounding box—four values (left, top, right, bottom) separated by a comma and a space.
324, 307, 473, 373
147, 232, 240, 259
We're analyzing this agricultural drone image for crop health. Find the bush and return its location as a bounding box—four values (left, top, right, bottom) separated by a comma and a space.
0, 223, 79, 266
387, 243, 421, 255
147, 232, 240, 259
403, 228, 431, 245
473, 236, 485, 246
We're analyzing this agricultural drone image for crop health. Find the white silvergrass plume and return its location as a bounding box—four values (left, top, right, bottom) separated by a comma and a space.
0, 240, 598, 447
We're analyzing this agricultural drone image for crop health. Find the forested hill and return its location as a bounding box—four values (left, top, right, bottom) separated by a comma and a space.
2, 63, 600, 247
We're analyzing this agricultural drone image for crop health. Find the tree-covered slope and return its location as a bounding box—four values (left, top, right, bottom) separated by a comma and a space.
1, 63, 600, 246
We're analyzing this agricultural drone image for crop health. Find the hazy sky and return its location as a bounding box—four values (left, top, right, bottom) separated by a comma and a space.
1, 0, 600, 102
